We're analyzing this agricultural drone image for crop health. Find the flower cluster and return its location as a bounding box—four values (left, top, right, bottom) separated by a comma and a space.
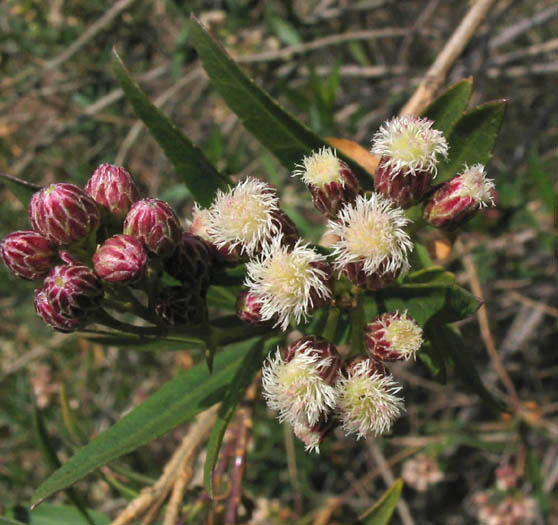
1, 164, 215, 331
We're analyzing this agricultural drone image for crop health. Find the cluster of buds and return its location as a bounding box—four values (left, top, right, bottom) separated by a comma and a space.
262, 312, 423, 451
1, 164, 216, 332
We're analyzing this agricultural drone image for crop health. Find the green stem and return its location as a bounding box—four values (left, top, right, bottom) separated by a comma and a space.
94, 309, 165, 337
322, 306, 340, 343
349, 291, 366, 359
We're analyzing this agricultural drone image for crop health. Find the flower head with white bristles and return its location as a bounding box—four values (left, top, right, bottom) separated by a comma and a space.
262, 339, 340, 427
371, 116, 448, 177
245, 236, 332, 330
365, 311, 423, 362
327, 193, 412, 278
208, 177, 281, 256
293, 147, 345, 188
336, 358, 404, 439
452, 164, 495, 207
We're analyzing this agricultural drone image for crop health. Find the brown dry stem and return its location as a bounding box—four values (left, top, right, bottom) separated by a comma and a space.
112, 404, 219, 525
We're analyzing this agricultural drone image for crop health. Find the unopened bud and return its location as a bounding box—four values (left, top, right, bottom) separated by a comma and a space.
43, 264, 102, 318
236, 290, 265, 324
29, 183, 100, 245
123, 198, 181, 256
0, 230, 57, 280
85, 163, 140, 219
34, 287, 82, 332
93, 234, 148, 283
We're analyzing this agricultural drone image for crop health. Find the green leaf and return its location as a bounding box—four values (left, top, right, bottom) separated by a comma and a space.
427, 322, 504, 411
359, 478, 404, 524
204, 337, 274, 498
438, 99, 508, 182
189, 16, 372, 189
78, 331, 205, 351
31, 341, 257, 506
0, 172, 40, 206
422, 78, 473, 135
0, 519, 25, 525
9, 503, 111, 525
111, 50, 230, 207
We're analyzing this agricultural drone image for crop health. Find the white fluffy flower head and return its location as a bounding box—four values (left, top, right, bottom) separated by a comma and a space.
336, 359, 404, 439
293, 422, 324, 454
245, 236, 332, 330
455, 164, 495, 208
262, 345, 338, 427
371, 116, 448, 177
208, 177, 280, 255
383, 311, 423, 360
327, 193, 413, 276
293, 147, 344, 189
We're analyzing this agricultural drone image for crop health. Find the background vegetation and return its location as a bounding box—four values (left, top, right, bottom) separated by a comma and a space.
0, 0, 556, 523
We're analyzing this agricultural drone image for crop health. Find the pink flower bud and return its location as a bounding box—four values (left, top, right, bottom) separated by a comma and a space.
34, 287, 82, 332
154, 286, 205, 325
424, 164, 496, 229
43, 263, 102, 318
0, 230, 57, 280
85, 163, 140, 219
163, 232, 213, 291
236, 290, 265, 324
371, 116, 448, 208
93, 234, 148, 283
29, 183, 100, 245
293, 148, 360, 216
365, 311, 423, 361
123, 198, 181, 256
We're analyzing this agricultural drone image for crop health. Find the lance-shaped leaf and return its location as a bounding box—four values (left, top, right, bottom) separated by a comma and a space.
359, 478, 404, 524
422, 78, 473, 136
189, 16, 373, 189
438, 99, 508, 182
31, 340, 258, 506
112, 50, 230, 207
0, 172, 41, 207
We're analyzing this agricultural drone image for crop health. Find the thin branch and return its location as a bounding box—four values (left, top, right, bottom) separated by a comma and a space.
400, 0, 498, 116
489, 38, 558, 65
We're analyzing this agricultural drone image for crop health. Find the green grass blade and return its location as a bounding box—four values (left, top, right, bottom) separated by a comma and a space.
359, 478, 404, 524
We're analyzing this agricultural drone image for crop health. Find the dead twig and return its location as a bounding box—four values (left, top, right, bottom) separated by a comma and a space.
400, 0, 498, 116
112, 405, 219, 525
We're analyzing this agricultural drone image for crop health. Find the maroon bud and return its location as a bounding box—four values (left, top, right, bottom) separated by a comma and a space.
294, 148, 360, 217
43, 264, 102, 318
284, 336, 341, 385
345, 355, 388, 378
308, 260, 334, 310
154, 286, 205, 325
423, 164, 495, 229
29, 183, 100, 245
93, 234, 148, 284
365, 311, 423, 361
163, 232, 213, 291
85, 163, 140, 219
374, 162, 434, 209
342, 260, 401, 290
34, 287, 82, 332
0, 230, 57, 280
236, 290, 265, 324
272, 210, 299, 248
123, 198, 181, 256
